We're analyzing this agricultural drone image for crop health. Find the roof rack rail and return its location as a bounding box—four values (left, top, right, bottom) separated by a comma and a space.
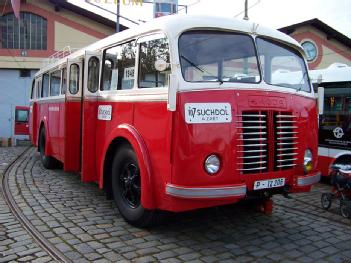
42, 46, 78, 67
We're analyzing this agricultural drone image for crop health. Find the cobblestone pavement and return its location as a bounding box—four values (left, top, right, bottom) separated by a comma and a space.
1, 147, 351, 263
0, 147, 53, 263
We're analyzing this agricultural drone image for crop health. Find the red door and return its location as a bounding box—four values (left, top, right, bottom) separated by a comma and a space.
14, 106, 30, 135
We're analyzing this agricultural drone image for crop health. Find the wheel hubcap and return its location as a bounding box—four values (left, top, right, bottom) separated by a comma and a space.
119, 163, 141, 208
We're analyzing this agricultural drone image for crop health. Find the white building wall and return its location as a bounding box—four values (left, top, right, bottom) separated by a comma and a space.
0, 69, 37, 143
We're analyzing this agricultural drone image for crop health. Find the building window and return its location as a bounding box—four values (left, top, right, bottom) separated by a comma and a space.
0, 12, 47, 50
301, 41, 317, 62
19, 69, 31, 78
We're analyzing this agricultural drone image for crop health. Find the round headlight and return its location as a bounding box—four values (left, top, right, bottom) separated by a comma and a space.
204, 155, 220, 174
304, 149, 313, 174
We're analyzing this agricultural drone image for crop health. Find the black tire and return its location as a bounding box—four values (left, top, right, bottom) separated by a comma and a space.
112, 145, 159, 227
340, 200, 351, 219
39, 128, 57, 169
321, 193, 332, 210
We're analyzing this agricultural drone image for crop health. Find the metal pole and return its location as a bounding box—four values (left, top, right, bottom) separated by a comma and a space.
116, 0, 120, 32
243, 0, 249, 20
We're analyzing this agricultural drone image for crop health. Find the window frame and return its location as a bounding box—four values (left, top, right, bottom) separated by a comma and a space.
30, 79, 36, 99
100, 39, 137, 92
49, 69, 61, 97
138, 36, 171, 89
69, 63, 80, 95
256, 36, 311, 93
15, 109, 29, 123
61, 67, 67, 95
178, 30, 261, 84
87, 56, 100, 93
41, 73, 50, 98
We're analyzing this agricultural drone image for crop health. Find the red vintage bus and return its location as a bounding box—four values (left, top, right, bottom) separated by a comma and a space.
29, 15, 320, 226
310, 64, 351, 177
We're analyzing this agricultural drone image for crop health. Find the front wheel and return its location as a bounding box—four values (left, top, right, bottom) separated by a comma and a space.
321, 193, 332, 210
112, 145, 159, 227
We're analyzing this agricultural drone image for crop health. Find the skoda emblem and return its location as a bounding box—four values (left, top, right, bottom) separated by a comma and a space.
333, 127, 344, 139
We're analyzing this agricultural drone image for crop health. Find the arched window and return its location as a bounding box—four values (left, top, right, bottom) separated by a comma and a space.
0, 12, 47, 50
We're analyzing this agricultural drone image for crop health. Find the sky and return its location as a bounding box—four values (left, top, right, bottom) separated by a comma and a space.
72, 0, 351, 37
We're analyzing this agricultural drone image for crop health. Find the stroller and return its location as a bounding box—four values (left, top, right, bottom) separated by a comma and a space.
321, 164, 351, 218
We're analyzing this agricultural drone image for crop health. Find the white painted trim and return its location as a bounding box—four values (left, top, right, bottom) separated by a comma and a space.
297, 172, 321, 186
318, 146, 351, 159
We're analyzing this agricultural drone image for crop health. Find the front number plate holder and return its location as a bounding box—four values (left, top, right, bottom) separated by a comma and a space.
253, 178, 285, 190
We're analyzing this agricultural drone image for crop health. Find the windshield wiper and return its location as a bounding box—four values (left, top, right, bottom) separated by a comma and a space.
180, 55, 223, 84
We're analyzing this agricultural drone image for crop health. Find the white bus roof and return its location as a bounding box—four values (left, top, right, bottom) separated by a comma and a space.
35, 14, 303, 77
309, 64, 351, 83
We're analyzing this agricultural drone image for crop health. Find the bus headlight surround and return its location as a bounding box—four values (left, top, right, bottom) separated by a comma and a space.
304, 149, 313, 174
204, 154, 221, 175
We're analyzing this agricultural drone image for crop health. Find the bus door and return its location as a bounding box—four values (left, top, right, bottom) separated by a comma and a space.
81, 51, 102, 182
64, 58, 83, 172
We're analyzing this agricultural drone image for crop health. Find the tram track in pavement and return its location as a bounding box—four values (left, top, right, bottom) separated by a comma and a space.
1, 147, 72, 263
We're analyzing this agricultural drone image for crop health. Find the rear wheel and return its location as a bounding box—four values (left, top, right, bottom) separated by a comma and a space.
321, 193, 332, 210
39, 128, 57, 169
112, 145, 159, 227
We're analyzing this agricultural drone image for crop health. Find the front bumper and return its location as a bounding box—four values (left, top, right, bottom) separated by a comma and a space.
296, 171, 321, 186
166, 184, 247, 199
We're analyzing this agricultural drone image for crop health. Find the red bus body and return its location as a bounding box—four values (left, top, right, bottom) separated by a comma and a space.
29, 15, 320, 221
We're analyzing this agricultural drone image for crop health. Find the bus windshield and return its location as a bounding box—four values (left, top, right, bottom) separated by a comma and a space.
256, 37, 310, 92
178, 31, 310, 93
179, 31, 260, 83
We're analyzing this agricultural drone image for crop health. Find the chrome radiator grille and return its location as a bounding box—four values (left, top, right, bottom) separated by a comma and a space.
237, 112, 268, 173
274, 113, 298, 170
237, 111, 298, 174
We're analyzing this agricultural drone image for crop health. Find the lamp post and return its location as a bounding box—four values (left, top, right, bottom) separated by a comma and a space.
116, 0, 120, 32
243, 0, 249, 20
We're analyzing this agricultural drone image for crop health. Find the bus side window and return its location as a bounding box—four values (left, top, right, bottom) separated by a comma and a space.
50, 70, 61, 96
88, 57, 100, 93
102, 40, 136, 91
42, 73, 49, 97
139, 37, 170, 89
37, 79, 42, 98
69, 64, 79, 94
61, 67, 67, 95
31, 79, 36, 99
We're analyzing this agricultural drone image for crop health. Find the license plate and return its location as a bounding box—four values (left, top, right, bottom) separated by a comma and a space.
253, 178, 285, 190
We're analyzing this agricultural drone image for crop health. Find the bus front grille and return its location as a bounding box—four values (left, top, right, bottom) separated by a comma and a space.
237, 111, 268, 174
274, 112, 298, 170
237, 111, 298, 174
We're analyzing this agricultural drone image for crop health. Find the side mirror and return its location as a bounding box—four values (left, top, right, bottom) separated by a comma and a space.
154, 59, 168, 72
317, 86, 324, 115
